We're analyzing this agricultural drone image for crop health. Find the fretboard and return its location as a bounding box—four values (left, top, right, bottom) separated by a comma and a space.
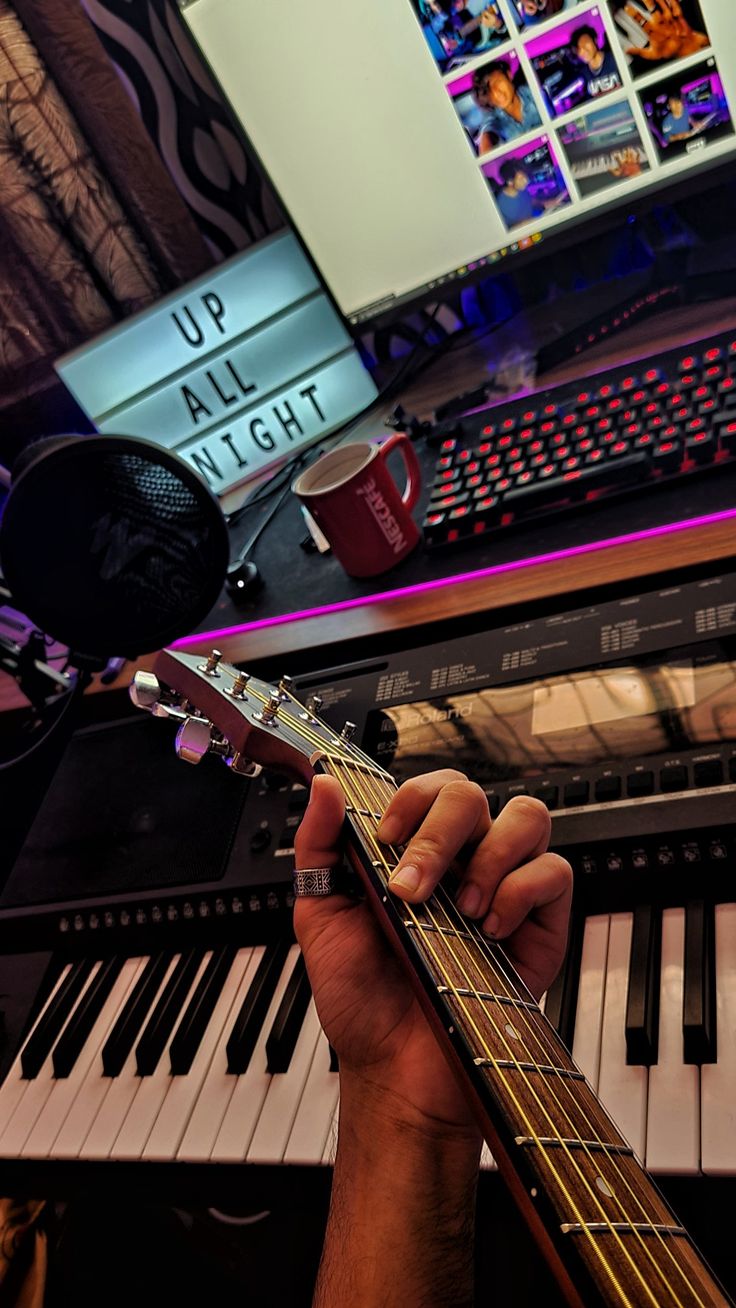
322, 753, 732, 1308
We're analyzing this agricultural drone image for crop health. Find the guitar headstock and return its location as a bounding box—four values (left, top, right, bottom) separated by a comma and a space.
129, 647, 362, 785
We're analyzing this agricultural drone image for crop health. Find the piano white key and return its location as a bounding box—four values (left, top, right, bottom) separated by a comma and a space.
0, 963, 103, 1155
0, 963, 72, 1134
283, 1030, 339, 1166
177, 947, 261, 1161
571, 915, 610, 1091
111, 952, 213, 1160
50, 957, 149, 1158
79, 954, 182, 1159
211, 945, 301, 1162
597, 912, 648, 1163
23, 958, 143, 1158
247, 997, 323, 1164
702, 903, 736, 1175
142, 949, 251, 1160
645, 908, 699, 1176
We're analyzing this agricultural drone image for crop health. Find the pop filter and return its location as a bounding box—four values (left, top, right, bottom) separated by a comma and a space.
0, 434, 229, 660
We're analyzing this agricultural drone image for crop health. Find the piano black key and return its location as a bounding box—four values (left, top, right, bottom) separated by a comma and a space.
52, 956, 124, 1078
226, 938, 291, 1074
21, 958, 96, 1079
265, 952, 311, 1074
169, 946, 237, 1075
135, 949, 204, 1076
625, 903, 661, 1066
102, 953, 173, 1077
543, 911, 584, 1053
683, 899, 717, 1065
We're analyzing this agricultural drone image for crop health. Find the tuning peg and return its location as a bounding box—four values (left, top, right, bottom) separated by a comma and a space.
197, 649, 223, 677
340, 721, 357, 742
175, 717, 231, 764
278, 675, 294, 699
256, 694, 281, 726
301, 693, 323, 721
129, 671, 162, 711
175, 717, 213, 764
228, 671, 249, 700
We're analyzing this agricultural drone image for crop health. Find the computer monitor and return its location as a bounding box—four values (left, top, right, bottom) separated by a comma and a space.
180, 0, 736, 326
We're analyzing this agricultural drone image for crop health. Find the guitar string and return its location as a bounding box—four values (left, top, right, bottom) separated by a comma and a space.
350, 763, 693, 1308
357, 763, 704, 1308
329, 760, 644, 1308
228, 681, 697, 1305
358, 763, 705, 1308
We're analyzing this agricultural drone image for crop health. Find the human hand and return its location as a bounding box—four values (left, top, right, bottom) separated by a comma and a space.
609, 146, 643, 176
624, 0, 708, 62
293, 771, 572, 1140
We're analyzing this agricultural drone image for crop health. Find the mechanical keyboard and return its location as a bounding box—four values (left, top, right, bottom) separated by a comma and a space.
423, 325, 736, 547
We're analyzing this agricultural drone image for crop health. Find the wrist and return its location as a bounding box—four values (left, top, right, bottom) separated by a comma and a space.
337, 1068, 482, 1164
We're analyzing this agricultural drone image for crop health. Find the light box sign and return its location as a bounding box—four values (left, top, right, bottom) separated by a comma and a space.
55, 231, 377, 496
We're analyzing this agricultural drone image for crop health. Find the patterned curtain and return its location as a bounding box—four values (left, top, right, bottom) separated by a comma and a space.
0, 0, 213, 422
81, 0, 285, 260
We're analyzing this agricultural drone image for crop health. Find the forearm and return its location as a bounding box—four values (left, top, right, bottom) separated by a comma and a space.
314, 1075, 481, 1308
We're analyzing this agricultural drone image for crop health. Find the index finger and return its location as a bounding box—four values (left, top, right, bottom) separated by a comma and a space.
377, 772, 492, 901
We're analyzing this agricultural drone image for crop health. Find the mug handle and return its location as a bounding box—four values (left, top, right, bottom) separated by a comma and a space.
377, 432, 421, 512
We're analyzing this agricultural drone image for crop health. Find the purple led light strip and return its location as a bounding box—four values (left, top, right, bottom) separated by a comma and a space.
172, 508, 736, 648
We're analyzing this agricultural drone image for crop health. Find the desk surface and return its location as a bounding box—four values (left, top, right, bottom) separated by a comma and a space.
3, 295, 736, 712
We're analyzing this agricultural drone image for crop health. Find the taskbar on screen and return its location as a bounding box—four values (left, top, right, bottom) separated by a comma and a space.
348, 230, 545, 325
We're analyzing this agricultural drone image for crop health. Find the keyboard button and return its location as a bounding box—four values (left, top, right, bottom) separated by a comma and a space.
533, 785, 558, 810
693, 760, 724, 787
226, 938, 292, 1074
564, 780, 589, 806
595, 776, 622, 803
685, 432, 717, 465
660, 765, 688, 792
627, 770, 654, 797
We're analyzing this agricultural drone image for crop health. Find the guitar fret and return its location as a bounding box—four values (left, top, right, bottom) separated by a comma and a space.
437, 985, 540, 1012
560, 1222, 687, 1238
515, 1137, 633, 1156
404, 921, 473, 941
345, 805, 383, 820
473, 1059, 585, 1080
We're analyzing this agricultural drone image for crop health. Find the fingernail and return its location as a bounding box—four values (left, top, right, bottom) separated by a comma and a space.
389, 864, 422, 894
456, 884, 483, 918
377, 815, 400, 844
484, 911, 501, 938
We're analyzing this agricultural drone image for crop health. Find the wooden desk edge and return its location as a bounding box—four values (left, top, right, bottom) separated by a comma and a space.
104, 516, 736, 688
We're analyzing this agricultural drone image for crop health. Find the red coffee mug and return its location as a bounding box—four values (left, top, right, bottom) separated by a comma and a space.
292, 435, 421, 577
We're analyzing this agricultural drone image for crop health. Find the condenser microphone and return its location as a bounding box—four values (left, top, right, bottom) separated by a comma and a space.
0, 434, 229, 662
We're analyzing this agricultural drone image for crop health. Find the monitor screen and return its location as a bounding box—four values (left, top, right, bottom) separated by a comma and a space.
181, 0, 736, 325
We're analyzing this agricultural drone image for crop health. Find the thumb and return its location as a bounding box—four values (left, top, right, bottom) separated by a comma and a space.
293, 774, 355, 950
293, 773, 346, 869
